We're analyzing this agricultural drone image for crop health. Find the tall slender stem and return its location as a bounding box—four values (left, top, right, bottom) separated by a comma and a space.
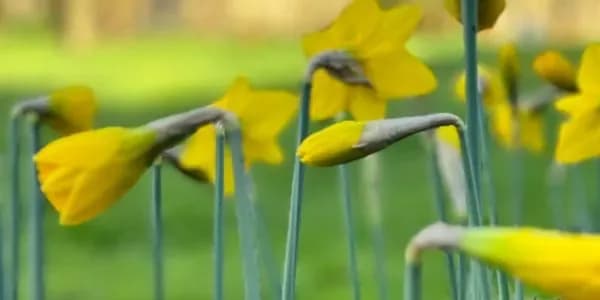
29, 119, 44, 300
571, 166, 591, 231
428, 141, 458, 300
281, 81, 311, 300
403, 262, 421, 300
8, 116, 21, 300
227, 129, 261, 300
213, 130, 225, 300
151, 162, 165, 300
361, 155, 387, 300
338, 164, 361, 300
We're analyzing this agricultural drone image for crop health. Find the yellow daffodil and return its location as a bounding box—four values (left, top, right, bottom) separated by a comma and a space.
299, 114, 461, 166
179, 77, 297, 195
533, 50, 578, 92
454, 65, 545, 153
444, 0, 506, 31
303, 0, 436, 121
408, 222, 600, 299
554, 45, 600, 164
35, 127, 157, 225
16, 86, 96, 135
499, 43, 519, 103
35, 106, 229, 225
435, 125, 460, 150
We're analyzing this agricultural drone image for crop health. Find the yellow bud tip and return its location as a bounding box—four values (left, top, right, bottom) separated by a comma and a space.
533, 51, 577, 92
297, 121, 366, 167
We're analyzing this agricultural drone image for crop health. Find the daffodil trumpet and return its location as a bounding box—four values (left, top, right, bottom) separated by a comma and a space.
427, 135, 459, 300
150, 161, 164, 300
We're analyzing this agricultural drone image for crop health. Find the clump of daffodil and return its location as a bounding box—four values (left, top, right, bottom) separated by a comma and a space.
35, 106, 229, 225
303, 0, 437, 121
444, 0, 506, 31
554, 44, 600, 164
174, 77, 297, 195
454, 59, 545, 153
408, 222, 600, 300
434, 126, 466, 218
14, 86, 96, 135
298, 113, 461, 166
533, 50, 578, 92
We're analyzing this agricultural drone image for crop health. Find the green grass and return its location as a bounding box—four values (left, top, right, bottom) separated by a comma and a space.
0, 30, 595, 299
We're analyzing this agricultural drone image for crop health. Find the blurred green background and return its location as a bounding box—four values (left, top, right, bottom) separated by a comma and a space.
0, 0, 598, 299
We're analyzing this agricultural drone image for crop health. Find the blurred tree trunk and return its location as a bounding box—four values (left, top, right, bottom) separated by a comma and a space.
62, 0, 96, 49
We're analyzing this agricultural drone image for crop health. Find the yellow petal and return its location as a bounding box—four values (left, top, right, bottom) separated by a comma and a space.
577, 44, 600, 95
310, 69, 348, 120
555, 108, 600, 164
444, 0, 506, 31
454, 67, 508, 108
460, 227, 600, 300
498, 43, 519, 100
533, 50, 578, 92
554, 94, 600, 117
490, 104, 544, 153
436, 126, 461, 150
298, 121, 366, 166
47, 86, 97, 135
244, 138, 284, 165
519, 111, 544, 153
363, 49, 437, 99
347, 85, 385, 121
356, 4, 423, 58
34, 127, 157, 225
302, 0, 381, 57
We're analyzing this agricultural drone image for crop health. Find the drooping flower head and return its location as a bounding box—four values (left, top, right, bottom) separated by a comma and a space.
554, 44, 600, 164
533, 50, 578, 92
15, 86, 96, 135
35, 106, 228, 225
303, 0, 437, 121
444, 0, 506, 31
298, 113, 462, 166
434, 126, 466, 218
176, 77, 297, 195
407, 222, 600, 300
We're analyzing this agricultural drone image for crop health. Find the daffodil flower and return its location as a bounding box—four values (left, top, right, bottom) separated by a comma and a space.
15, 86, 96, 135
554, 45, 600, 164
533, 50, 578, 92
408, 222, 600, 300
298, 113, 462, 167
455, 65, 545, 153
174, 77, 297, 195
444, 0, 506, 31
34, 106, 229, 225
302, 0, 436, 121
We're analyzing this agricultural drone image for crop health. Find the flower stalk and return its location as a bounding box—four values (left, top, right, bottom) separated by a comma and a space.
8, 113, 21, 300
29, 117, 45, 300
281, 80, 311, 300
150, 161, 165, 300
213, 127, 226, 300
338, 163, 361, 300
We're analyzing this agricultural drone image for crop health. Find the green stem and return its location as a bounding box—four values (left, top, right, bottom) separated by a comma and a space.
29, 118, 44, 300
457, 253, 468, 300
281, 81, 311, 300
8, 115, 20, 300
547, 163, 565, 230
151, 162, 165, 300
403, 262, 421, 300
338, 164, 361, 300
428, 141, 458, 300
246, 175, 281, 300
227, 128, 261, 300
571, 165, 591, 232
361, 155, 388, 300
213, 130, 225, 300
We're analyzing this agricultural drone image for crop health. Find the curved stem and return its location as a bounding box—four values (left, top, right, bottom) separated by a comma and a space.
8, 115, 21, 300
228, 129, 261, 300
281, 81, 311, 300
151, 162, 165, 300
30, 119, 44, 300
213, 130, 225, 300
